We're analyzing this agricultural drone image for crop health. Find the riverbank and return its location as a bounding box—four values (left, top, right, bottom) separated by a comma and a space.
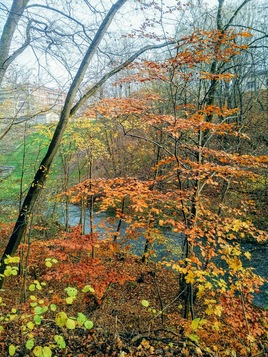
0, 235, 267, 357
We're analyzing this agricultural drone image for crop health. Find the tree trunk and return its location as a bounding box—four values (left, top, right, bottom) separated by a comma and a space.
0, 0, 30, 86
0, 0, 128, 286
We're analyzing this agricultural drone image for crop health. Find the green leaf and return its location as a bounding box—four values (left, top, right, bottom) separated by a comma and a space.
54, 335, 66, 349
34, 315, 42, 325
34, 306, 43, 315
82, 285, 95, 293
64, 287, 78, 297
191, 318, 200, 331
66, 318, 76, 330
42, 306, 48, 314
50, 304, 57, 312
34, 306, 48, 315
55, 312, 67, 327
9, 314, 17, 321
25, 338, 35, 350
188, 334, 199, 344
33, 345, 43, 357
4, 256, 20, 264
29, 284, 36, 291
77, 312, 87, 325
8, 344, 16, 356
4, 266, 13, 277
45, 261, 52, 268
141, 300, 149, 307
27, 321, 35, 330
84, 320, 94, 330
66, 297, 74, 304
43, 346, 52, 357
36, 283, 42, 291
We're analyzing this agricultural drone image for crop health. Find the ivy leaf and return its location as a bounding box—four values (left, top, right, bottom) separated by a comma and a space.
66, 318, 76, 330
141, 300, 149, 307
50, 304, 57, 311
82, 285, 95, 293
42, 346, 52, 357
64, 287, 78, 297
34, 306, 43, 315
8, 344, 16, 356
54, 335, 66, 349
25, 338, 35, 350
84, 320, 94, 330
36, 283, 42, 291
55, 312, 67, 327
33, 346, 43, 357
66, 297, 74, 304
77, 312, 87, 325
26, 321, 35, 330
45, 261, 52, 268
34, 315, 42, 325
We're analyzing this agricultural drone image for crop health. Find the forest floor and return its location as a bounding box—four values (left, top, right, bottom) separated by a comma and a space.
0, 230, 267, 357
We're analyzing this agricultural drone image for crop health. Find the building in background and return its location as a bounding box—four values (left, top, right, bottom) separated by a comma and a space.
0, 84, 66, 125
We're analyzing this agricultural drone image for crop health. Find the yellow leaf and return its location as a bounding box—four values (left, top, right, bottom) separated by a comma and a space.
66, 318, 76, 330
197, 285, 205, 298
55, 312, 67, 327
228, 257, 242, 271
191, 318, 200, 331
214, 305, 223, 317
212, 321, 220, 331
244, 251, 251, 260
232, 219, 241, 232
247, 334, 255, 342
204, 281, 212, 289
185, 270, 195, 284
205, 305, 214, 315
232, 247, 241, 256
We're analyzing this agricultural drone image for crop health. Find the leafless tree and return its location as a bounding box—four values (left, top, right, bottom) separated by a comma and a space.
0, 0, 178, 285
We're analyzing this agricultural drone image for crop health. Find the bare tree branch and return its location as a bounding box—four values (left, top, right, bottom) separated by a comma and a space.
0, 0, 129, 286
0, 0, 30, 86
71, 40, 177, 116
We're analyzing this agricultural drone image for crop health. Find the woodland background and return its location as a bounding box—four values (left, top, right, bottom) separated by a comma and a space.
0, 0, 267, 356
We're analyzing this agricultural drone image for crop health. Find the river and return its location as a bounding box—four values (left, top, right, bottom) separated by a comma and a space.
56, 204, 268, 308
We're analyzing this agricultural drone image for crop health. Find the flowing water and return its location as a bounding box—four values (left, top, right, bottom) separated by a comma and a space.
56, 204, 268, 308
